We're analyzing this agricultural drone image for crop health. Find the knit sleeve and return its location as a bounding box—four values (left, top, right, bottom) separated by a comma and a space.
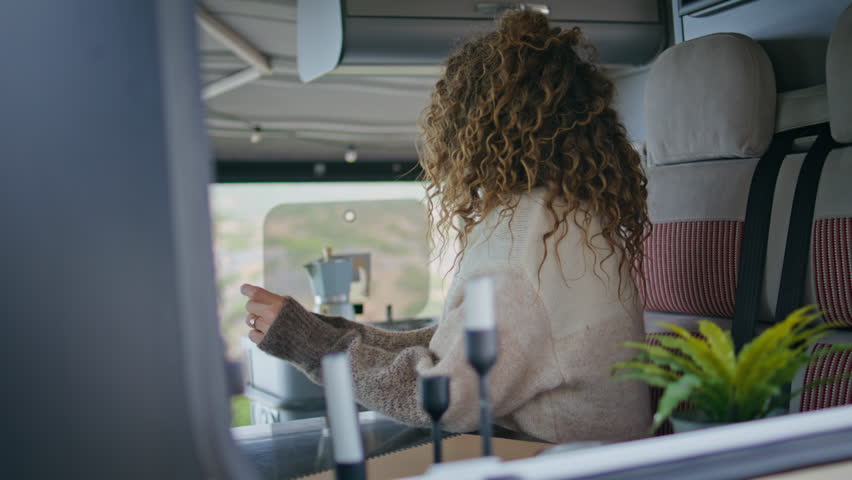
315, 312, 438, 352
257, 301, 436, 368
257, 269, 562, 430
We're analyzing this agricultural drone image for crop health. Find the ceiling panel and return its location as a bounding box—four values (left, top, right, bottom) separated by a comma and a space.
206, 82, 430, 124
201, 0, 297, 57
199, 0, 431, 161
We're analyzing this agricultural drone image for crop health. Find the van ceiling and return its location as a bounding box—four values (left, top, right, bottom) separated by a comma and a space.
200, 0, 661, 164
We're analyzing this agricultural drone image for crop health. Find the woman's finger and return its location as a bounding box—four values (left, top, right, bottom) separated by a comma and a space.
240, 283, 277, 304
242, 285, 286, 335
255, 315, 271, 334
245, 300, 273, 317
245, 304, 273, 332
240, 283, 261, 298
248, 329, 264, 344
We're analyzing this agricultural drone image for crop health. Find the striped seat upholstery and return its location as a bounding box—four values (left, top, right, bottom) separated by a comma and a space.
799, 343, 852, 411
642, 220, 742, 319
813, 218, 852, 327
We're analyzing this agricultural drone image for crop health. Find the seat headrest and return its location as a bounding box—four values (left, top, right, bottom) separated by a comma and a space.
645, 33, 776, 166
827, 4, 852, 143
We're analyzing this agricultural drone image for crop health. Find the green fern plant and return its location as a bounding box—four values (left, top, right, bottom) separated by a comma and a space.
612, 305, 851, 433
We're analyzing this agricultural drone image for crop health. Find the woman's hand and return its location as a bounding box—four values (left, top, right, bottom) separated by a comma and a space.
240, 283, 287, 344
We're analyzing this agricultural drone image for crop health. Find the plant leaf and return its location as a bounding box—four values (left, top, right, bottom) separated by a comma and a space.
735, 306, 824, 398
652, 374, 702, 433
780, 371, 852, 408
699, 320, 736, 379
655, 329, 732, 383
690, 378, 733, 422
613, 305, 847, 428
809, 343, 852, 358
621, 341, 702, 375
613, 373, 672, 388
611, 362, 681, 380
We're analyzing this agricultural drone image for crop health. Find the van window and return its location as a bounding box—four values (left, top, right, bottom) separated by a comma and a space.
210, 182, 454, 360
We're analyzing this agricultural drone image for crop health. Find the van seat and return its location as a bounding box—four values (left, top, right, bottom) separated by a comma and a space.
640, 32, 776, 434
787, 4, 852, 413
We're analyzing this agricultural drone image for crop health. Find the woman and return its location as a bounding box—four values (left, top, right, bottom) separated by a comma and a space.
241, 11, 651, 443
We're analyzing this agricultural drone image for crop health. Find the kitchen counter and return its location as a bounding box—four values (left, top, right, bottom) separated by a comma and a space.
232, 412, 439, 479
232, 412, 543, 479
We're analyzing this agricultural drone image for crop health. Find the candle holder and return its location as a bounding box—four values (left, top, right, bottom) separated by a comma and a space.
465, 329, 498, 456
419, 375, 451, 463
464, 276, 499, 457
321, 353, 366, 480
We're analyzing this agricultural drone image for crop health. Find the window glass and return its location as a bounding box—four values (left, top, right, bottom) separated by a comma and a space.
209, 182, 454, 360
264, 199, 431, 321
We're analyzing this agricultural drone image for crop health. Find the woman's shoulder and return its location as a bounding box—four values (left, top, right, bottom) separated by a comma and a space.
473, 191, 601, 263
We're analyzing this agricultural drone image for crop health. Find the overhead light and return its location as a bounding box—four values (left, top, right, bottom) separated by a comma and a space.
250, 126, 262, 144
344, 145, 358, 163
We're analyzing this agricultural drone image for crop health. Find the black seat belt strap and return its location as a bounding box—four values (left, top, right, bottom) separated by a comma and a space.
731, 123, 829, 351
774, 124, 838, 323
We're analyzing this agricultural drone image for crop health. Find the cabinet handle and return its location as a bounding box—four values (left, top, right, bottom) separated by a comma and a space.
475, 3, 551, 16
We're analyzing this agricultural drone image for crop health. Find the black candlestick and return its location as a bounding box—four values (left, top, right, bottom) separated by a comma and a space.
419, 376, 451, 463
465, 329, 498, 456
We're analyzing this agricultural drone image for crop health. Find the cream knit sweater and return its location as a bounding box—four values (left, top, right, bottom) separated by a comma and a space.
258, 190, 651, 443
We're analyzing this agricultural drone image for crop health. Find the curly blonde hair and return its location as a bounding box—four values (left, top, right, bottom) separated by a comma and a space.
419, 10, 650, 291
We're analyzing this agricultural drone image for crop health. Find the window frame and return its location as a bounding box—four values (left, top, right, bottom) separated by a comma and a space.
215, 160, 423, 183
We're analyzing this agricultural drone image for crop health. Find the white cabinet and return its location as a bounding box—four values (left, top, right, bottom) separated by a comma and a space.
298, 0, 666, 82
